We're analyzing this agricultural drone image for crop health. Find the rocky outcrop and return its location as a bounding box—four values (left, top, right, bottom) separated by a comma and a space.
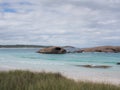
37, 46, 66, 54
80, 46, 120, 53
37, 46, 120, 54
75, 65, 112, 69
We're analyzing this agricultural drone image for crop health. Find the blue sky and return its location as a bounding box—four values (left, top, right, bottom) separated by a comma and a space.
0, 0, 120, 47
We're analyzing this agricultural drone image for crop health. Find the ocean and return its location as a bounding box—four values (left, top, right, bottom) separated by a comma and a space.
0, 48, 120, 84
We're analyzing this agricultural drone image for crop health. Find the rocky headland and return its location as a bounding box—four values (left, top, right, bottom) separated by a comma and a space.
37, 46, 120, 54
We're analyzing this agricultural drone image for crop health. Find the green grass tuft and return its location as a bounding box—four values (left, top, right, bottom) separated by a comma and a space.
0, 70, 119, 90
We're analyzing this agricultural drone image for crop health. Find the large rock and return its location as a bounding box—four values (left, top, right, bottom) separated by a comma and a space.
81, 46, 120, 53
37, 46, 66, 54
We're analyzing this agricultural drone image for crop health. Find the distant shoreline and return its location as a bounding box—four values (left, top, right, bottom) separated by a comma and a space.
1, 45, 120, 53
0, 45, 51, 48
0, 45, 120, 48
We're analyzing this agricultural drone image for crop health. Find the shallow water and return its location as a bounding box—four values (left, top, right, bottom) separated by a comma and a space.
0, 48, 120, 84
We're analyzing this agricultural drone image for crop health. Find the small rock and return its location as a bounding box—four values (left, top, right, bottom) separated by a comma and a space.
117, 62, 120, 65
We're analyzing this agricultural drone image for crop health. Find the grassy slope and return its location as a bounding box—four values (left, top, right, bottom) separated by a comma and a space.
0, 70, 119, 90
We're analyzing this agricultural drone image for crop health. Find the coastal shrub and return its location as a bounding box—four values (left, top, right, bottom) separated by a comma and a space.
0, 70, 119, 90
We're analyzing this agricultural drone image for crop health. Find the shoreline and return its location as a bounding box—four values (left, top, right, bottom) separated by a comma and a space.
0, 68, 120, 86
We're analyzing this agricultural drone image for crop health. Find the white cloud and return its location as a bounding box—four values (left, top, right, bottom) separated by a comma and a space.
0, 0, 120, 47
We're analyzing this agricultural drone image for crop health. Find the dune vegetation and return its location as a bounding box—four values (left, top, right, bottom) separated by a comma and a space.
0, 70, 119, 90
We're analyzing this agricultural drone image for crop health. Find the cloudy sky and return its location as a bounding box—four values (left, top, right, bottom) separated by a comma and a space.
0, 0, 120, 47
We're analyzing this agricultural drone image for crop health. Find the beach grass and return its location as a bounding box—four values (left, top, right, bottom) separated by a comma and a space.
0, 70, 119, 90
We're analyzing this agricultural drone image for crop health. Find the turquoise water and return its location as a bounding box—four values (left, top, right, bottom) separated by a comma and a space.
0, 48, 120, 70
0, 48, 120, 84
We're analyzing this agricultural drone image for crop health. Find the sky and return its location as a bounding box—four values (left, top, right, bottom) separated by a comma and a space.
0, 0, 120, 47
